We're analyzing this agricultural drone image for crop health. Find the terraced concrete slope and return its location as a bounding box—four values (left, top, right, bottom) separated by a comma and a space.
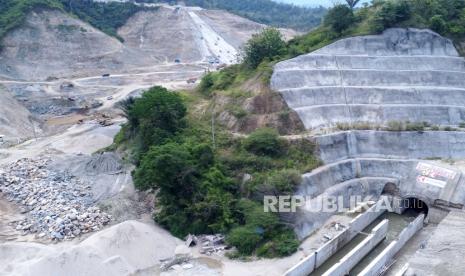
271, 28, 465, 129
271, 29, 465, 243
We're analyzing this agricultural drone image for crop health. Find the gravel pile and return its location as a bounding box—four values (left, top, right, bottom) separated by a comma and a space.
0, 158, 111, 240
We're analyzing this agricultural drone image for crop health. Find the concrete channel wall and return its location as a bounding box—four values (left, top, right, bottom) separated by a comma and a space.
284, 201, 386, 276
358, 214, 425, 276
314, 131, 465, 164
322, 219, 389, 276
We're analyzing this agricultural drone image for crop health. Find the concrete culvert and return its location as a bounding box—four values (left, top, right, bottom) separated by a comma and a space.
403, 197, 429, 217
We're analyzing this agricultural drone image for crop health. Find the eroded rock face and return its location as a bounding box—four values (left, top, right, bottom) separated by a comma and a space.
271, 28, 465, 129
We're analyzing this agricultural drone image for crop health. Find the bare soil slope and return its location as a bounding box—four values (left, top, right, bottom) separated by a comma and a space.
0, 86, 40, 140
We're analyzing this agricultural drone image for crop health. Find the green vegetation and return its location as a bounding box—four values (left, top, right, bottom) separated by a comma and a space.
244, 28, 287, 69
140, 0, 326, 31
0, 0, 150, 45
116, 86, 320, 257
324, 4, 356, 34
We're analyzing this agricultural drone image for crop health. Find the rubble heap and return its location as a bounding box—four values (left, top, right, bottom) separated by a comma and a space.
185, 234, 227, 255
0, 158, 111, 240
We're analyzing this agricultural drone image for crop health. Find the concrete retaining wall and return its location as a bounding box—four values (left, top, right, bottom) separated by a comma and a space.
285, 252, 316, 276
293, 177, 390, 240
314, 131, 465, 164
322, 219, 389, 276
358, 214, 425, 276
285, 201, 386, 276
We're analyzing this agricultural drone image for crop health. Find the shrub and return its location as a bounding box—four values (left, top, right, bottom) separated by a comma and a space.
324, 4, 355, 33
372, 0, 411, 32
386, 121, 405, 131
243, 128, 284, 156
244, 28, 286, 68
255, 169, 302, 196
405, 122, 425, 131
198, 73, 215, 96
128, 86, 187, 152
430, 15, 447, 34
226, 226, 262, 255
133, 142, 197, 192
256, 229, 299, 257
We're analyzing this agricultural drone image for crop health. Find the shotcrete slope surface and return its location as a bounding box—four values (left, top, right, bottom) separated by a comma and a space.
271, 28, 465, 129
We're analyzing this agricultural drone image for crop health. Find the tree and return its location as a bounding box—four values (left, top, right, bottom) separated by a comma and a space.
324, 4, 355, 33
372, 0, 411, 32
346, 0, 361, 9
244, 28, 286, 68
430, 15, 447, 34
127, 86, 187, 151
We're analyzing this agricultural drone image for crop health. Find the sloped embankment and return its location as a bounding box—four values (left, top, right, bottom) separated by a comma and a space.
272, 28, 465, 129
0, 86, 41, 140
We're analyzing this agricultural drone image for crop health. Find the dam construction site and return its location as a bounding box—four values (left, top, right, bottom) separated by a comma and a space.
1, 1, 465, 276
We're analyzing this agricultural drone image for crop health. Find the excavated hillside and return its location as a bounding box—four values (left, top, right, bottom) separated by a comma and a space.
271, 28, 465, 275
0, 6, 291, 81
0, 86, 41, 141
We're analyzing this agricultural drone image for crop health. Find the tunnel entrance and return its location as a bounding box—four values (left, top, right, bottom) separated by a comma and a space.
382, 182, 400, 196
403, 197, 429, 217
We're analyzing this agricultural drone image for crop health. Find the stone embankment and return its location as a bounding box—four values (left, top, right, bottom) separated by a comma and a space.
0, 158, 111, 240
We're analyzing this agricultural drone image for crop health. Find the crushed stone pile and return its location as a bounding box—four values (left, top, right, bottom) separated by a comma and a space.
0, 158, 111, 240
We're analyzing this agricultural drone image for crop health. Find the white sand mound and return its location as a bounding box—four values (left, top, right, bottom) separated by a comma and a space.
0, 220, 181, 276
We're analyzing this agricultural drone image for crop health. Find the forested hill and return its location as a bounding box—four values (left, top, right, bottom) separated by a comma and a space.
141, 0, 327, 31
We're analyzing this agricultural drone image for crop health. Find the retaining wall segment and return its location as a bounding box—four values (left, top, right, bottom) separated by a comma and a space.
285, 200, 386, 276
322, 219, 389, 276
313, 131, 465, 164
358, 214, 425, 276
294, 177, 393, 240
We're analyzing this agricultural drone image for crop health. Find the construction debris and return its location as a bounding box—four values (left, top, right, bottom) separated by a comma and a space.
184, 234, 227, 255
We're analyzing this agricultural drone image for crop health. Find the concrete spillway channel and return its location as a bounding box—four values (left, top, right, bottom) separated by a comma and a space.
284, 199, 426, 276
